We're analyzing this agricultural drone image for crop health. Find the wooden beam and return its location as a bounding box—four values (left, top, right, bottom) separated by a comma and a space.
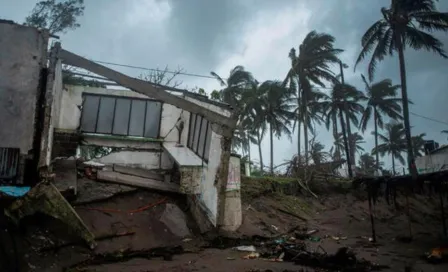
58, 48, 235, 131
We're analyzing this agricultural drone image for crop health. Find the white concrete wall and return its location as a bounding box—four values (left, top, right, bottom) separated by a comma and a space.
183, 96, 232, 225
416, 148, 448, 174
54, 85, 188, 169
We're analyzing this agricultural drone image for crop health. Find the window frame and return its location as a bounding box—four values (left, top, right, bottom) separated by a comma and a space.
187, 112, 212, 163
80, 93, 163, 139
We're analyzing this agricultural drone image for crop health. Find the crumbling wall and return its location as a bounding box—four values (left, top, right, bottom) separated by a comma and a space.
0, 22, 48, 155
52, 130, 80, 159
181, 96, 235, 229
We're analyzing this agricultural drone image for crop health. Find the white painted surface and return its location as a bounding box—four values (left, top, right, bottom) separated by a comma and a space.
416, 147, 448, 174
95, 150, 166, 170
55, 85, 189, 145
163, 142, 204, 167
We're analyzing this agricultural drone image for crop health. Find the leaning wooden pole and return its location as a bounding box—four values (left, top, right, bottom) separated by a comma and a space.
367, 186, 377, 242
405, 189, 413, 239
439, 182, 447, 237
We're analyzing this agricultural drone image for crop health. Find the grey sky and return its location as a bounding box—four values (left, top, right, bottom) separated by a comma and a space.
2, 0, 448, 172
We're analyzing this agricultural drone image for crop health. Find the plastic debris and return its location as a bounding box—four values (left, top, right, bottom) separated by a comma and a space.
233, 245, 256, 252
306, 229, 318, 235
243, 252, 260, 259
308, 236, 321, 242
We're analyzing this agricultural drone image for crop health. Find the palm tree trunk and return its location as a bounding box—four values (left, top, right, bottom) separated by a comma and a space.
374, 108, 380, 175
270, 125, 274, 174
248, 139, 251, 174
257, 132, 264, 174
339, 110, 352, 177
396, 33, 416, 177
297, 89, 301, 166
392, 154, 396, 176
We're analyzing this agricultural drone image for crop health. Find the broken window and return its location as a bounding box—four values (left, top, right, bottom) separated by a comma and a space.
187, 112, 212, 162
80, 94, 162, 138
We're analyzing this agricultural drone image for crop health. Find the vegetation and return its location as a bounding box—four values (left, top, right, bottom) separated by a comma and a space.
24, 0, 85, 35
355, 0, 448, 176
210, 1, 447, 179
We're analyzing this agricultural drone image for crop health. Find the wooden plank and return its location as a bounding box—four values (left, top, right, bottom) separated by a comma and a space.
97, 171, 180, 194
58, 48, 235, 130
113, 164, 164, 181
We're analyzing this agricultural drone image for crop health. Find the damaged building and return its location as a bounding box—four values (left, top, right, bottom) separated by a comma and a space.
0, 21, 243, 266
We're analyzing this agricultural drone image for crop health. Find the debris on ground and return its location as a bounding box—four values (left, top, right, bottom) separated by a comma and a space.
233, 245, 257, 252
159, 203, 192, 238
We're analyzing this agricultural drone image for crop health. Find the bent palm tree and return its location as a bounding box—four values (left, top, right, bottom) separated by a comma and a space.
259, 80, 295, 173
285, 31, 343, 168
355, 0, 448, 177
322, 83, 364, 170
359, 74, 402, 168
412, 133, 426, 157
211, 65, 256, 110
372, 122, 406, 175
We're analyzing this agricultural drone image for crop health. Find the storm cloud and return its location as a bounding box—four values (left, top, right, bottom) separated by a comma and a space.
1, 0, 447, 171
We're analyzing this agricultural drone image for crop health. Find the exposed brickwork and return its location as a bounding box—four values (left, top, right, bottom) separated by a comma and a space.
52, 131, 80, 159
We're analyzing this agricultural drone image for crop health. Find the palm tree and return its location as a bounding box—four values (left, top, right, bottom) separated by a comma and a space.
412, 133, 426, 157
211, 66, 257, 154
285, 31, 343, 168
309, 139, 328, 165
211, 65, 256, 111
355, 0, 448, 177
322, 83, 365, 172
358, 153, 381, 176
259, 80, 295, 174
359, 74, 402, 168
349, 132, 366, 163
372, 122, 406, 175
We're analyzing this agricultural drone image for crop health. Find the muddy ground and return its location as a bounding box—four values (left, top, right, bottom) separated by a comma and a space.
1, 176, 448, 271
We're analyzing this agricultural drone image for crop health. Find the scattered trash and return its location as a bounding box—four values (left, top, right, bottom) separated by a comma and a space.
308, 236, 321, 242
243, 252, 260, 259
271, 225, 279, 231
306, 229, 318, 235
233, 245, 257, 252
274, 238, 286, 244
331, 236, 347, 241
426, 247, 448, 263
182, 238, 192, 242
226, 257, 236, 260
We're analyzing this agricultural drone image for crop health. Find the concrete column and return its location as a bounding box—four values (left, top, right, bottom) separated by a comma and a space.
221, 154, 242, 232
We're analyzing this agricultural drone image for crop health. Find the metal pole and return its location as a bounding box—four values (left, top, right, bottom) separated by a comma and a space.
339, 61, 353, 178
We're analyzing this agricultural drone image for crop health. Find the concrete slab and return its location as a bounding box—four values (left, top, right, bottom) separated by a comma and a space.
113, 165, 164, 181
159, 203, 191, 238
163, 142, 205, 167
97, 171, 180, 194
73, 178, 137, 205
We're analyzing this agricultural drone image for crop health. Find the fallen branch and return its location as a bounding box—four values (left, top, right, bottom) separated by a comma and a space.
276, 208, 308, 221
66, 245, 184, 269
39, 231, 136, 252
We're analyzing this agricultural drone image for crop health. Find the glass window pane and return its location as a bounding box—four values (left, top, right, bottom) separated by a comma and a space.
188, 113, 196, 148
198, 119, 208, 157
112, 98, 131, 135
193, 115, 202, 153
144, 101, 162, 138
96, 97, 116, 134
204, 123, 212, 161
128, 100, 146, 137
80, 95, 100, 132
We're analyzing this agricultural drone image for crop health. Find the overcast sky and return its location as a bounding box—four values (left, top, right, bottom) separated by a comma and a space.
2, 0, 448, 172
